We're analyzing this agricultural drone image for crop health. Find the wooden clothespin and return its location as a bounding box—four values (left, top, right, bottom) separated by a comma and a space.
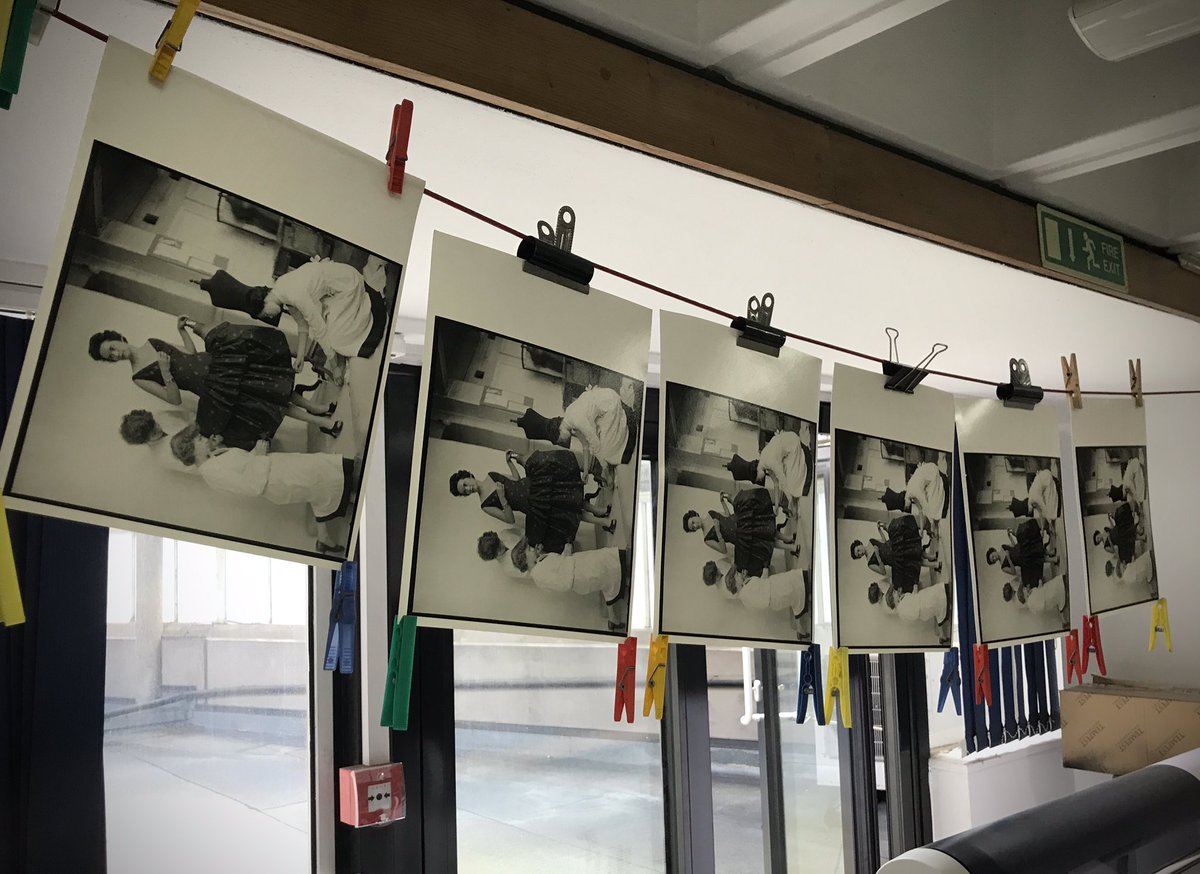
1081, 614, 1106, 676
796, 643, 825, 725
642, 635, 668, 720
613, 636, 637, 724
1060, 353, 1082, 409
823, 646, 851, 728
386, 100, 414, 195
150, 0, 201, 83
972, 643, 992, 706
1149, 599, 1172, 652
380, 615, 418, 731
1128, 358, 1143, 408
1064, 629, 1084, 685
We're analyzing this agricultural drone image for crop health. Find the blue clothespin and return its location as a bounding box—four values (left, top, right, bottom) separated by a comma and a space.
323, 561, 358, 674
937, 647, 961, 715
797, 643, 826, 725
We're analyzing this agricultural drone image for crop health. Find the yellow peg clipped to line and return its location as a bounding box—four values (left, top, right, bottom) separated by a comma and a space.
150, 0, 201, 83
643, 635, 668, 720
0, 495, 24, 627
1149, 599, 1172, 652
824, 646, 851, 728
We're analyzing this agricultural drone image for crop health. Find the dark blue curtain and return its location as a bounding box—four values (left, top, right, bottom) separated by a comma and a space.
0, 316, 109, 873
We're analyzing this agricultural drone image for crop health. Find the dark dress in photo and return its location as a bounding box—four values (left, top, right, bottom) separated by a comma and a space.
705, 487, 777, 576
198, 270, 280, 326
1011, 518, 1046, 588
877, 513, 923, 593
1109, 502, 1138, 563
482, 449, 586, 554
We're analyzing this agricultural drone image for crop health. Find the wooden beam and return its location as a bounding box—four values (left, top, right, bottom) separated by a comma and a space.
199, 0, 1200, 320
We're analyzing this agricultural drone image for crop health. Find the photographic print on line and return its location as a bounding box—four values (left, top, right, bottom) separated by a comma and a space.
956, 398, 1070, 646
403, 233, 651, 639
1070, 398, 1158, 614
0, 42, 424, 567
656, 311, 822, 647
830, 364, 955, 652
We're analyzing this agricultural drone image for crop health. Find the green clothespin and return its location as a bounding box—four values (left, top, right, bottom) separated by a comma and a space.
380, 615, 417, 731
0, 0, 39, 107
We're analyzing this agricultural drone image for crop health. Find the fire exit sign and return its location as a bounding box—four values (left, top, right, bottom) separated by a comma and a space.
1037, 204, 1128, 292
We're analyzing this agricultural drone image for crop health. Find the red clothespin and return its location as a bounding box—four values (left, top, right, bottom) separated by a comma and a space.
386, 100, 414, 195
1064, 629, 1084, 684
613, 636, 637, 724
1081, 614, 1106, 676
972, 644, 992, 707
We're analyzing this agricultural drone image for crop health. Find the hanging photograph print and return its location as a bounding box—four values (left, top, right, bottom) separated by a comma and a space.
1071, 399, 1158, 614
656, 311, 820, 646
401, 232, 651, 639
0, 42, 423, 567
956, 398, 1070, 646
830, 364, 955, 652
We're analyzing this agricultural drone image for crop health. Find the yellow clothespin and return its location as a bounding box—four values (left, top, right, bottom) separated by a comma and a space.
0, 495, 24, 627
642, 635, 668, 720
1128, 358, 1143, 408
824, 646, 851, 728
1061, 353, 1082, 410
150, 0, 201, 83
1149, 599, 1172, 652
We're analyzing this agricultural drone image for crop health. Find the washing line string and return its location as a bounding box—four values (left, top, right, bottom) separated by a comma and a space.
43, 10, 1200, 398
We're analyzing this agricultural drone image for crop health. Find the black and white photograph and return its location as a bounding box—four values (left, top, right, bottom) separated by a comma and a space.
656, 311, 821, 646
830, 364, 955, 652
956, 398, 1070, 645
403, 233, 651, 638
1076, 445, 1157, 613
1070, 398, 1159, 615
0, 43, 423, 567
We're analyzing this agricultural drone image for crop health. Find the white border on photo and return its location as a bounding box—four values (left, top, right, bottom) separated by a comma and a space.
0, 41, 424, 568
655, 310, 821, 647
1068, 397, 1157, 614
956, 398, 1070, 646
400, 232, 651, 641
829, 363, 955, 653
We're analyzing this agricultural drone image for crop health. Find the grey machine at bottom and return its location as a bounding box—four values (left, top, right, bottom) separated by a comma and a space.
879, 748, 1200, 874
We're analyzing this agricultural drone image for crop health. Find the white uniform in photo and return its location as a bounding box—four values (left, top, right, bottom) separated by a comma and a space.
530, 546, 622, 601
1122, 457, 1146, 504
906, 462, 947, 520
740, 568, 806, 615
1027, 469, 1060, 519
562, 387, 629, 468
1020, 576, 1066, 613
497, 526, 528, 579
149, 410, 198, 475
200, 449, 347, 519
758, 431, 810, 500
889, 584, 947, 624
272, 260, 375, 357
1115, 550, 1153, 586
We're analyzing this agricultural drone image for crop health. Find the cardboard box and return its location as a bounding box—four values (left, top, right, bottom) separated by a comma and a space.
1061, 679, 1200, 775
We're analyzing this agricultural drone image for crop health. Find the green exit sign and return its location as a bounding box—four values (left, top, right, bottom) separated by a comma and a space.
1037, 205, 1127, 292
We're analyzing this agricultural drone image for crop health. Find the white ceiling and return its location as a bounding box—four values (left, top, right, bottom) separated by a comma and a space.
533, 0, 1200, 254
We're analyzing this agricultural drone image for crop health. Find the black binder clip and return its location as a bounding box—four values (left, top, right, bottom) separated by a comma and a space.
516, 205, 594, 294
730, 293, 786, 357
996, 358, 1044, 409
882, 327, 947, 393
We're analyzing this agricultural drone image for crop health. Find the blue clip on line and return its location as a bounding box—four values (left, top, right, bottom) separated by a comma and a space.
323, 561, 358, 674
797, 643, 825, 725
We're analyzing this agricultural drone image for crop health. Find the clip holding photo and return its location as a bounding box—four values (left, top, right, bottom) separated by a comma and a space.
731, 292, 786, 357
996, 358, 1044, 409
881, 327, 947, 393
1060, 353, 1082, 409
517, 205, 594, 294
643, 635, 668, 720
1149, 598, 1172, 652
150, 0, 200, 83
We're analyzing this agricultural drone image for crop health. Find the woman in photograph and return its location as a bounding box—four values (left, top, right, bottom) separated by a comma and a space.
725, 565, 808, 625
170, 425, 354, 551
850, 515, 940, 594
476, 528, 529, 578
1107, 456, 1147, 512
1004, 575, 1068, 620
554, 382, 639, 482
258, 258, 386, 361
757, 428, 814, 505
1094, 501, 1143, 566
513, 541, 629, 632
1026, 467, 1063, 530
118, 408, 198, 475
701, 559, 737, 600
869, 580, 948, 626
450, 449, 614, 553
1105, 550, 1155, 588
89, 319, 341, 449
904, 461, 950, 532
990, 519, 1048, 590
684, 487, 792, 576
